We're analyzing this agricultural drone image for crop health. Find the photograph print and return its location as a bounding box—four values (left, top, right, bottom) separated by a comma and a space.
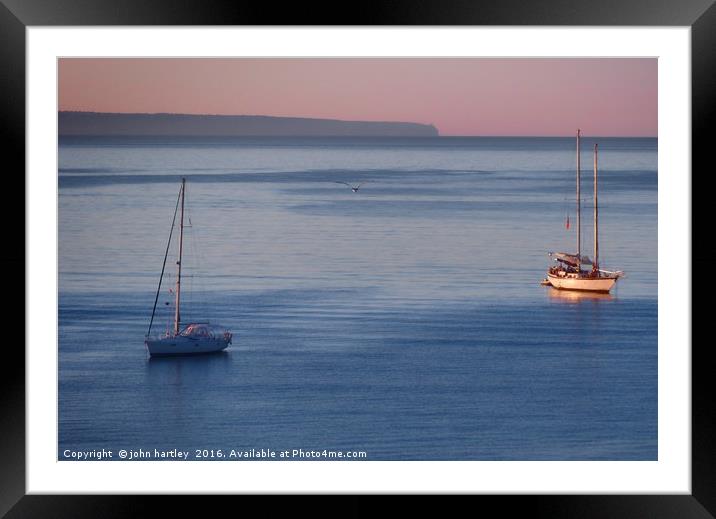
58, 57, 657, 462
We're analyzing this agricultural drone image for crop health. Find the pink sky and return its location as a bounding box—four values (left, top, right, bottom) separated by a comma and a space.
58, 58, 657, 137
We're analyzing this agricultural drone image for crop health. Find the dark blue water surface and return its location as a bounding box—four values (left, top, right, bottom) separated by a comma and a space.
59, 136, 657, 460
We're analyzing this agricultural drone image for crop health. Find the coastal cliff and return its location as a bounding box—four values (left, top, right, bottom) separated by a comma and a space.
58, 112, 439, 137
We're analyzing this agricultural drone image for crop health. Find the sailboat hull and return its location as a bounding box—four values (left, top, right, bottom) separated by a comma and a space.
547, 273, 617, 293
145, 336, 230, 356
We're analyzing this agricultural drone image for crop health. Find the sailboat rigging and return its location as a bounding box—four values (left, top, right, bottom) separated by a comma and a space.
543, 130, 624, 293
145, 178, 233, 356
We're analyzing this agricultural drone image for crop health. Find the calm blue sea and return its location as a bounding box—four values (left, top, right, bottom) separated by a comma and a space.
58, 136, 657, 460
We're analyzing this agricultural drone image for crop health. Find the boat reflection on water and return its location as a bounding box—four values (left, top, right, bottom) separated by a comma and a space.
146, 349, 230, 365
546, 287, 614, 303
146, 350, 232, 386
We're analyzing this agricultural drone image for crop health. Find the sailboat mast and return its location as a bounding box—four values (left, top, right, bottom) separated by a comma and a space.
593, 143, 599, 272
576, 129, 581, 270
174, 177, 186, 335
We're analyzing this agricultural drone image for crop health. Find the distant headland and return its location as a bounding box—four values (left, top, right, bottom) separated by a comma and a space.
58, 111, 440, 138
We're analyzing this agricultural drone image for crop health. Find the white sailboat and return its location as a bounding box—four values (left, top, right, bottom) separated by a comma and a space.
145, 178, 233, 356
544, 130, 624, 293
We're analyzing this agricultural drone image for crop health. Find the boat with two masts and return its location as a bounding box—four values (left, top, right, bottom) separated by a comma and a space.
544, 130, 624, 293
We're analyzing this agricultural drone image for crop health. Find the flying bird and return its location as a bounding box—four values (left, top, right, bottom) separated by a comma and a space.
335, 181, 369, 193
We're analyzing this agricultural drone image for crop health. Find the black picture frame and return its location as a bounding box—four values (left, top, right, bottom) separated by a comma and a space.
3, 0, 712, 516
